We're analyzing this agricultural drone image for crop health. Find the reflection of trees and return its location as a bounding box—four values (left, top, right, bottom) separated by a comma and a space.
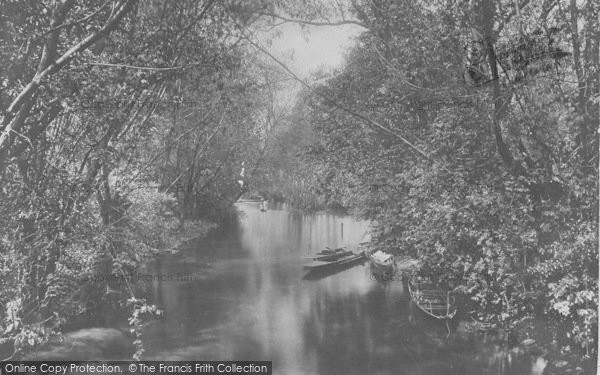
302, 286, 545, 374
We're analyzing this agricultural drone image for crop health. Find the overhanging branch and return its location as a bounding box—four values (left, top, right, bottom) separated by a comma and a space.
257, 12, 367, 29
0, 0, 137, 159
238, 27, 448, 172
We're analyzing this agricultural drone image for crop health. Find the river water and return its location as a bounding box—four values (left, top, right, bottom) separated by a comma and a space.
134, 202, 549, 375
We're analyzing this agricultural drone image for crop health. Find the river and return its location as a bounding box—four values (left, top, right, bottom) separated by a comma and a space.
30, 202, 549, 374
137, 202, 546, 375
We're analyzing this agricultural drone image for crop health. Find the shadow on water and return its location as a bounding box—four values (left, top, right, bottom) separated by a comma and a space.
302, 259, 369, 281
30, 202, 555, 374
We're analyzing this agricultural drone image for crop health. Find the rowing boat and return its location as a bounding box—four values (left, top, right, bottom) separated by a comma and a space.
368, 250, 395, 270
303, 251, 365, 270
302, 247, 352, 262
408, 276, 457, 319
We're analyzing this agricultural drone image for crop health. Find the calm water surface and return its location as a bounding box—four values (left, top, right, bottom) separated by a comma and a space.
140, 202, 543, 375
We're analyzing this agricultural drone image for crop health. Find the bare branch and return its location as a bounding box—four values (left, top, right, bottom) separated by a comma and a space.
238, 26, 447, 171
257, 12, 367, 29
34, 0, 112, 42
84, 62, 208, 71
0, 0, 137, 157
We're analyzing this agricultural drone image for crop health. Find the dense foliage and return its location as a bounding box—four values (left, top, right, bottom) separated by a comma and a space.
0, 0, 597, 369
287, 0, 598, 369
0, 0, 274, 359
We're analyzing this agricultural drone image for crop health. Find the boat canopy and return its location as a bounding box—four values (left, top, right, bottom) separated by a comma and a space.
371, 250, 394, 264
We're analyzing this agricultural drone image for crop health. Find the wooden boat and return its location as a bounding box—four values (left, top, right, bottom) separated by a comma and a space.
369, 261, 399, 283
337, 251, 366, 265
395, 256, 421, 273
408, 276, 457, 319
368, 250, 395, 270
303, 247, 352, 262
303, 252, 367, 280
303, 251, 365, 270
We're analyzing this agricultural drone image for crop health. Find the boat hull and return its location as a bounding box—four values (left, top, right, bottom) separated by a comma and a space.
303, 252, 365, 270
368, 251, 395, 271
369, 259, 395, 271
408, 277, 457, 320
302, 254, 367, 280
303, 248, 352, 262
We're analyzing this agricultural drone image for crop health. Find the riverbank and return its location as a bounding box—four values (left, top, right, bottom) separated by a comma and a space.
135, 204, 574, 373
158, 221, 218, 255
1, 215, 218, 361
10, 203, 595, 373
240, 189, 348, 215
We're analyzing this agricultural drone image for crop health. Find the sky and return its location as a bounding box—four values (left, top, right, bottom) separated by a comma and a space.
260, 22, 363, 79
254, 22, 363, 110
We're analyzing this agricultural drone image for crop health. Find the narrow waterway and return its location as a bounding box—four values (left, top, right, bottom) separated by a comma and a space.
134, 202, 545, 375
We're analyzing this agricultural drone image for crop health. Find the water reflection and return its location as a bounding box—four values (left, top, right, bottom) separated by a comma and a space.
140, 202, 541, 375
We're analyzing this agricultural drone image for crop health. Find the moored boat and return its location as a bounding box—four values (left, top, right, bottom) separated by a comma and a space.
303, 247, 352, 262
368, 250, 395, 270
303, 251, 365, 270
337, 251, 366, 265
408, 276, 457, 320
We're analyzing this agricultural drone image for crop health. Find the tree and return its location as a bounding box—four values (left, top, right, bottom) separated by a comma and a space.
0, 0, 272, 359
295, 0, 597, 368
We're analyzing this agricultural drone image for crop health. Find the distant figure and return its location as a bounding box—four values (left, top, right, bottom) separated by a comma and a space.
238, 162, 245, 188
531, 357, 548, 375
260, 200, 267, 212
